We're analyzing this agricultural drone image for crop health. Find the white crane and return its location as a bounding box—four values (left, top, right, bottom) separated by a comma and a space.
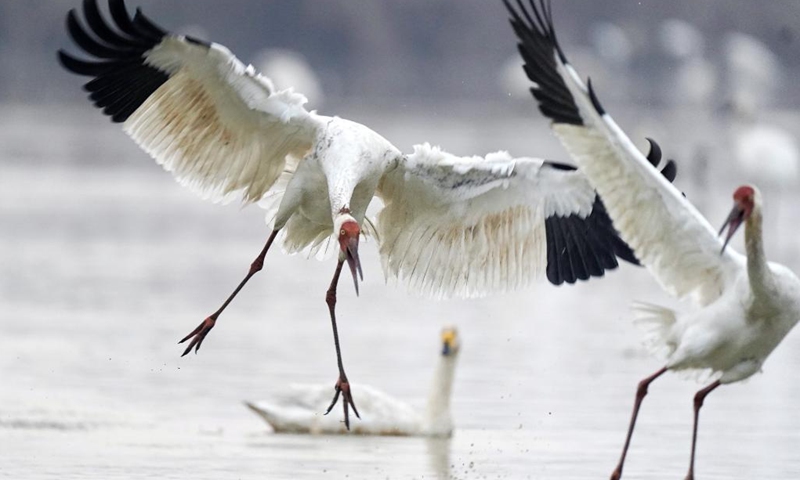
245, 327, 460, 437
504, 1, 800, 479
59, 0, 675, 430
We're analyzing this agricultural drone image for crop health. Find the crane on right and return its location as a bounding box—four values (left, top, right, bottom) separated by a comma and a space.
503, 1, 800, 479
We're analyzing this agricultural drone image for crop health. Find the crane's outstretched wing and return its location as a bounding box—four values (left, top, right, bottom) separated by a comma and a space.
504, 0, 743, 306
377, 143, 642, 298
59, 0, 320, 204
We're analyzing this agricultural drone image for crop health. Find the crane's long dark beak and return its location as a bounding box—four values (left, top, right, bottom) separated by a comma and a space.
719, 204, 745, 254
345, 237, 363, 296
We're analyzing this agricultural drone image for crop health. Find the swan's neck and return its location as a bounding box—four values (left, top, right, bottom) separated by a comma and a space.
423, 354, 457, 436
745, 205, 775, 297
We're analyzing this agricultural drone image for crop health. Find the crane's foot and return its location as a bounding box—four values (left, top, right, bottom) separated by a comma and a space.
325, 374, 360, 430
610, 466, 622, 480
178, 315, 216, 356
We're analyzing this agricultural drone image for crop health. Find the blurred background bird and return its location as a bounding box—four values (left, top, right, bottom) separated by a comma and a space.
246, 326, 460, 437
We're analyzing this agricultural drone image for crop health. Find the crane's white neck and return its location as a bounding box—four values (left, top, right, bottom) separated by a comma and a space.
422, 353, 457, 437
745, 203, 776, 297
333, 211, 357, 231
317, 116, 399, 218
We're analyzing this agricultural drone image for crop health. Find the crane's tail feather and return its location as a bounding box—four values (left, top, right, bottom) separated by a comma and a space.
631, 301, 679, 360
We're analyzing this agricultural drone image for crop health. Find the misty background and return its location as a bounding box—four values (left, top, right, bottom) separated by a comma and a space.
3, 1, 800, 479
2, 0, 799, 106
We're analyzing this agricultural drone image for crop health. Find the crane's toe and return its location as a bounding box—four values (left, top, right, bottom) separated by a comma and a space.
178, 316, 216, 356
324, 375, 360, 430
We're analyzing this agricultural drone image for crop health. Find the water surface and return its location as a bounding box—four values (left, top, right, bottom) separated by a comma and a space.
2, 106, 800, 479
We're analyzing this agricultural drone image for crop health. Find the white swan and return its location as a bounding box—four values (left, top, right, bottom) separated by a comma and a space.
245, 327, 460, 437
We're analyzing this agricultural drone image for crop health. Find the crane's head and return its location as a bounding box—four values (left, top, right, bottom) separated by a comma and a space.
440, 327, 460, 357
335, 213, 363, 295
719, 185, 758, 254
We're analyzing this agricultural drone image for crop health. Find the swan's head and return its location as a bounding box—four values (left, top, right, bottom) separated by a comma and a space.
719, 185, 760, 253
440, 327, 460, 357
334, 212, 363, 295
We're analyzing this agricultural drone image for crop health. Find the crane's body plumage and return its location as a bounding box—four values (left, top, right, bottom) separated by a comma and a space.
271, 115, 401, 254
60, 0, 680, 434
506, 0, 800, 477
59, 0, 669, 298
644, 260, 800, 384
506, 0, 800, 385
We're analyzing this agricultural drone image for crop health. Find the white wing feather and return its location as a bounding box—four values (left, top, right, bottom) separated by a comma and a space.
376, 143, 597, 299
550, 59, 743, 306
124, 37, 320, 204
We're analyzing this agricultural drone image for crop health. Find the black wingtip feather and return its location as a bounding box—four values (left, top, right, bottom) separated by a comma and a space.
68, 9, 135, 60
645, 138, 662, 167
185, 35, 212, 48
133, 8, 167, 39
58, 50, 109, 76
545, 214, 561, 285
556, 219, 577, 284
544, 194, 637, 286
661, 160, 678, 183
645, 138, 680, 184
109, 0, 138, 37
505, 0, 584, 127
590, 197, 639, 267
543, 160, 577, 172
60, 0, 171, 123
539, 0, 569, 65
586, 78, 606, 116
611, 237, 640, 266
563, 219, 591, 282
82, 0, 132, 48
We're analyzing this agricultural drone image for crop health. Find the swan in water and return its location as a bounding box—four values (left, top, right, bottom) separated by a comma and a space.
245, 327, 460, 436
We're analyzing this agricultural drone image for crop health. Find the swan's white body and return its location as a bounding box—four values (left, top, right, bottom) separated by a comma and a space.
246, 329, 459, 437
506, 1, 800, 477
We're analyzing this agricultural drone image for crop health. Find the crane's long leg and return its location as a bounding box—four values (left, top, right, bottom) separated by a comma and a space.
323, 258, 359, 430
685, 380, 721, 480
179, 229, 280, 356
610, 366, 668, 480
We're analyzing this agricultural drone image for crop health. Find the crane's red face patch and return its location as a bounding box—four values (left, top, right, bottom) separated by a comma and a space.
733, 185, 755, 218
338, 221, 360, 248
338, 220, 363, 295
720, 185, 757, 254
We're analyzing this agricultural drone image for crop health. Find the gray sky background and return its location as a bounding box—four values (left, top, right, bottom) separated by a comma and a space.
1, 0, 799, 106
